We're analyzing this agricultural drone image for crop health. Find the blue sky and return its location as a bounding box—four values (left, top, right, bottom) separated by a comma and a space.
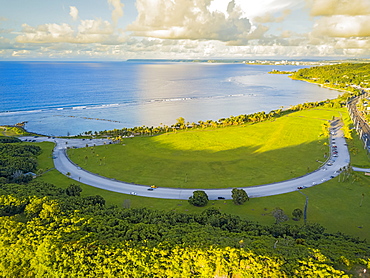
1, 0, 370, 60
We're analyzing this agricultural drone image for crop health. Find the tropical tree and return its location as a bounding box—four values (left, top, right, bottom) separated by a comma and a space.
176, 117, 185, 129
66, 184, 82, 196
292, 208, 303, 221
272, 208, 289, 224
188, 190, 208, 207
231, 188, 249, 205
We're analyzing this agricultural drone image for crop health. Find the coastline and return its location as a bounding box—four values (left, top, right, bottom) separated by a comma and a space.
0, 62, 341, 136
289, 76, 354, 94
0, 124, 45, 137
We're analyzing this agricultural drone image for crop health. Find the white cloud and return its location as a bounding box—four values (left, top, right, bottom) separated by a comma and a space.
0, 36, 15, 49
14, 0, 126, 46
127, 0, 307, 46
16, 23, 75, 43
127, 0, 255, 44
308, 0, 370, 16
7, 0, 370, 59
308, 0, 370, 38
253, 9, 291, 23
78, 19, 114, 35
69, 6, 79, 21
107, 0, 124, 25
15, 20, 124, 44
312, 15, 370, 38
8, 34, 370, 60
12, 50, 30, 57
210, 0, 301, 20
307, 0, 370, 53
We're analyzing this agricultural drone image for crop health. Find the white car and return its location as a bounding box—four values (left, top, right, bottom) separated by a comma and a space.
130, 192, 137, 195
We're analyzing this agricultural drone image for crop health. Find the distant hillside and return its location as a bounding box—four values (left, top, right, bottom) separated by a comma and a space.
290, 63, 370, 91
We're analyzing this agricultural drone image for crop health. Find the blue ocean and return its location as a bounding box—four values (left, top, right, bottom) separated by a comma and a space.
0, 61, 339, 136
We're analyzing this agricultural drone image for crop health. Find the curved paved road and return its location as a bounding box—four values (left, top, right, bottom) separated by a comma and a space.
21, 120, 350, 200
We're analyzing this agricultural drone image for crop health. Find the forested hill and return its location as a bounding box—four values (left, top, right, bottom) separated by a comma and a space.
1, 140, 370, 276
0, 178, 369, 275
290, 63, 370, 91
0, 136, 41, 184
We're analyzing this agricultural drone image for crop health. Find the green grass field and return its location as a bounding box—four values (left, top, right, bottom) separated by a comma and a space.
348, 132, 370, 168
32, 106, 370, 241
68, 108, 347, 189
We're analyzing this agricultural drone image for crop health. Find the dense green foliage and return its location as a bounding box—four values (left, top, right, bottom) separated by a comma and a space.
291, 63, 370, 91
188, 190, 209, 207
232, 188, 249, 205
292, 208, 303, 221
272, 208, 289, 224
65, 183, 82, 196
268, 69, 295, 74
0, 136, 21, 143
0, 142, 41, 183
0, 139, 368, 276
0, 180, 369, 277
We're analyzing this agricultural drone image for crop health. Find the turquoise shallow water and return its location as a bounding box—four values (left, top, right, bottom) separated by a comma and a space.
0, 61, 339, 136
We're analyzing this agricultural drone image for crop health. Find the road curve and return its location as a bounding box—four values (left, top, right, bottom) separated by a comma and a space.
21, 120, 350, 200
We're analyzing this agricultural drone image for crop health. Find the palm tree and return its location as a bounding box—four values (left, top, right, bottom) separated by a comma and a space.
176, 117, 185, 129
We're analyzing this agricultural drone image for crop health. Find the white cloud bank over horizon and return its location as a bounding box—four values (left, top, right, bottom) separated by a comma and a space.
1, 0, 370, 59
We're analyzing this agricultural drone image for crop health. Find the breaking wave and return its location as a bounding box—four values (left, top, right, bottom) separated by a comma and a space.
0, 93, 256, 116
